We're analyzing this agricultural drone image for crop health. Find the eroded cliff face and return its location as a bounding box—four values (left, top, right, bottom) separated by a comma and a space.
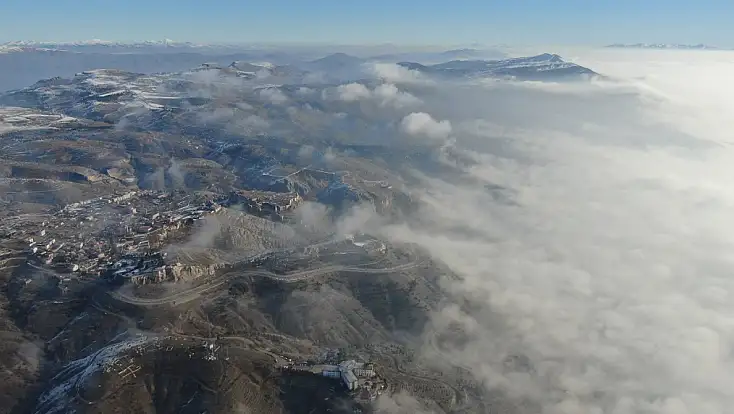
168, 263, 221, 282
129, 263, 224, 285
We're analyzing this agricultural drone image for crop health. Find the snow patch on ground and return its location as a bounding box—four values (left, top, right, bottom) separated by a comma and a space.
0, 107, 78, 133
36, 334, 158, 414
97, 89, 127, 98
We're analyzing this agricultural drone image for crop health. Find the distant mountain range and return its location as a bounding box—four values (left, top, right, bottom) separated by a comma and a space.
397, 53, 599, 81
605, 43, 721, 50
0, 40, 503, 58
0, 41, 598, 92
297, 52, 598, 82
0, 41, 514, 91
5, 40, 724, 54
0, 39, 217, 53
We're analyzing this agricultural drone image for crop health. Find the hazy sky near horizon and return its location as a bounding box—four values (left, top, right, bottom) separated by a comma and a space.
0, 0, 731, 46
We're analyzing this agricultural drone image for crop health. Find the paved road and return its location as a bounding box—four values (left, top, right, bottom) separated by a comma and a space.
108, 243, 424, 307
108, 278, 227, 306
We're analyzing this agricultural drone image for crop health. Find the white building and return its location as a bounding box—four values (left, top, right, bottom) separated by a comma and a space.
338, 360, 362, 390
341, 370, 358, 390
318, 360, 374, 391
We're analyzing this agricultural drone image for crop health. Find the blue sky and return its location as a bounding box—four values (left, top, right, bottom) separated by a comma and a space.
0, 0, 731, 46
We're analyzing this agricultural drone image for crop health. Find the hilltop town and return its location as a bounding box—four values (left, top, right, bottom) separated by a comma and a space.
1, 189, 308, 284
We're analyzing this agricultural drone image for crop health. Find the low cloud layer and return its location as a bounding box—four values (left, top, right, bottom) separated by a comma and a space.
375, 49, 734, 413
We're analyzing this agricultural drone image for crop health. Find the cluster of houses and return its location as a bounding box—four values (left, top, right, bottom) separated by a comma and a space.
8, 188, 309, 284
17, 190, 223, 278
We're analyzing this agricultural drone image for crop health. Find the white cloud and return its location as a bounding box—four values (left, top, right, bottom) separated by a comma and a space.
400, 112, 452, 140
371, 62, 427, 84
377, 50, 734, 413
325, 82, 421, 109
373, 83, 422, 107
336, 82, 371, 101
259, 87, 288, 104
571, 49, 734, 146
195, 106, 270, 135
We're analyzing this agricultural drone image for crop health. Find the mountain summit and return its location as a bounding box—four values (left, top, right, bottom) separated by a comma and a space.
397, 53, 598, 81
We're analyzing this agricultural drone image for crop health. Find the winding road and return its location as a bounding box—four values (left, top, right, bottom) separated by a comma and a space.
108, 242, 425, 307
